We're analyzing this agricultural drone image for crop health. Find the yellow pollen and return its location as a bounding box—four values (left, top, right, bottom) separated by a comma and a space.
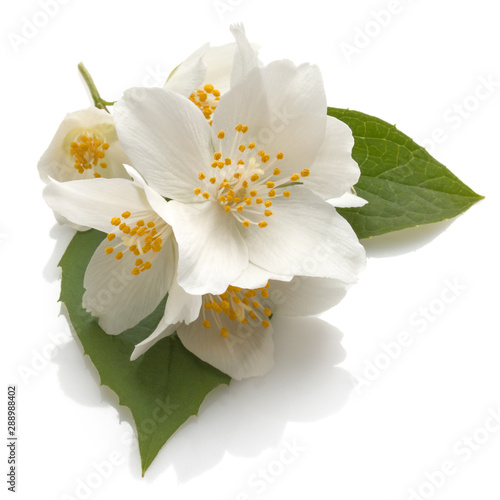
262, 154, 270, 163
273, 168, 281, 175
225, 158, 232, 165
94, 173, 101, 178
262, 320, 270, 328
115, 252, 124, 260
131, 268, 140, 276
224, 206, 231, 212
105, 246, 113, 255
220, 328, 229, 338
301, 169, 310, 177
250, 174, 259, 182
283, 191, 291, 197
290, 174, 300, 181
256, 198, 263, 204
245, 198, 252, 205
107, 233, 115, 241
111, 217, 121, 226
147, 221, 155, 228
264, 210, 273, 216
261, 289, 269, 298
258, 221, 268, 228
121, 211, 130, 219
217, 130, 225, 139
236, 206, 243, 212
248, 142, 255, 149
242, 125, 248, 133
234, 197, 241, 203
264, 201, 272, 207
249, 311, 257, 320
210, 177, 216, 184
194, 187, 201, 196
276, 152, 284, 159
252, 301, 260, 309
204, 84, 214, 93
202, 191, 210, 199
242, 220, 250, 228
238, 144, 246, 152
100, 162, 107, 168
266, 181, 274, 188
237, 159, 245, 165
258, 150, 265, 157
69, 133, 109, 175
199, 172, 206, 180
202, 320, 211, 329
268, 190, 276, 197
135, 259, 143, 266
263, 307, 272, 317
213, 89, 221, 97
235, 124, 243, 132
250, 190, 257, 197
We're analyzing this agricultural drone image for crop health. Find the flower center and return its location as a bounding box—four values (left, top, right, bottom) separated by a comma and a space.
189, 84, 221, 124
201, 283, 272, 337
104, 211, 171, 276
193, 124, 310, 229
69, 131, 110, 178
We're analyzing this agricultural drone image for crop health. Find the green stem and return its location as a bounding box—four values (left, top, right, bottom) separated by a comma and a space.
78, 62, 114, 112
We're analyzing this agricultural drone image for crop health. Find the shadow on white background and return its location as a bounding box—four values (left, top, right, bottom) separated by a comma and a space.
53, 315, 354, 481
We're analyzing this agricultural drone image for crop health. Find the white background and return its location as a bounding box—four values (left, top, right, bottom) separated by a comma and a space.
2, 1, 499, 499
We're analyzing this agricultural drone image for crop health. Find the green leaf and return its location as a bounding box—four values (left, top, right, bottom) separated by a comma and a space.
328, 107, 484, 239
58, 229, 231, 475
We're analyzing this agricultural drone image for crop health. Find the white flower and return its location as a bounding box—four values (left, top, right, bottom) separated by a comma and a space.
38, 107, 130, 183
131, 275, 350, 380
43, 174, 176, 335
113, 60, 365, 296
164, 24, 258, 123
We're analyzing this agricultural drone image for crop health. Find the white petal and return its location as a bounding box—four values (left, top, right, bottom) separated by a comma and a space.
270, 277, 348, 317
304, 116, 360, 200
242, 187, 366, 283
83, 234, 176, 335
164, 43, 209, 96
113, 88, 212, 202
329, 192, 368, 208
212, 60, 327, 176
229, 24, 259, 88
43, 178, 152, 232
38, 107, 129, 183
130, 323, 177, 361
232, 263, 293, 289
130, 277, 202, 360
178, 316, 274, 380
160, 200, 248, 295
200, 43, 237, 95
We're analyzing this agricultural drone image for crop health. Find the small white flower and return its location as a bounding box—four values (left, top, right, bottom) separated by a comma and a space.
131, 275, 350, 380
43, 174, 176, 335
38, 107, 130, 183
164, 24, 258, 124
114, 60, 365, 296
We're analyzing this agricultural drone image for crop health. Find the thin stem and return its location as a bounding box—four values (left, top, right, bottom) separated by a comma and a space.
78, 62, 114, 113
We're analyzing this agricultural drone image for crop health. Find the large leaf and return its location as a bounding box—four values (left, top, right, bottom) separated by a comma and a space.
58, 229, 231, 475
328, 107, 483, 239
